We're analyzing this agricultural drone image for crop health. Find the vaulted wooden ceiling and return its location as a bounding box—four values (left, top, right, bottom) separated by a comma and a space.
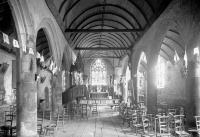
46, 0, 172, 59
0, 0, 185, 67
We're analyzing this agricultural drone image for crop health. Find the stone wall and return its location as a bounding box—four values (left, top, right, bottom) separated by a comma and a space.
37, 69, 52, 109
158, 61, 186, 106
0, 49, 15, 122
130, 0, 200, 109
0, 49, 15, 105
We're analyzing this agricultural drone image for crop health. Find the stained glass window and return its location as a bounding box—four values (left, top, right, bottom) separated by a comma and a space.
91, 59, 106, 85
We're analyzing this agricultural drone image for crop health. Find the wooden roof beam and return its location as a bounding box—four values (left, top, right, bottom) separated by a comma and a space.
74, 47, 130, 50
83, 56, 120, 59
65, 29, 143, 33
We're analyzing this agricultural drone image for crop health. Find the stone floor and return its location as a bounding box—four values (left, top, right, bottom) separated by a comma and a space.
52, 106, 138, 137
0, 106, 179, 137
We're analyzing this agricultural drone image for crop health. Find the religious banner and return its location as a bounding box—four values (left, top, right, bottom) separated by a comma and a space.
13, 39, 20, 48
3, 33, 9, 44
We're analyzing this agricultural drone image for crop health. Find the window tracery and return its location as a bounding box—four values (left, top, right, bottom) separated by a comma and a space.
91, 59, 106, 85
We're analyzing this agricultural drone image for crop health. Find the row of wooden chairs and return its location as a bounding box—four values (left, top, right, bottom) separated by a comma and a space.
63, 103, 99, 118
37, 102, 99, 136
62, 103, 89, 119
37, 109, 68, 136
135, 113, 188, 136
118, 104, 191, 137
63, 103, 88, 119
43, 113, 65, 136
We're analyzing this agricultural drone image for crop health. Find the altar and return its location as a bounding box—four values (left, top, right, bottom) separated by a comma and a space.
89, 92, 109, 99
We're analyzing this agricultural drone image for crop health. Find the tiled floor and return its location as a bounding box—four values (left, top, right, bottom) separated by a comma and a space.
54, 106, 138, 137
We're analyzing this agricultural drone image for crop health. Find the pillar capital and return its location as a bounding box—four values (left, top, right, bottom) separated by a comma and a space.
26, 35, 36, 47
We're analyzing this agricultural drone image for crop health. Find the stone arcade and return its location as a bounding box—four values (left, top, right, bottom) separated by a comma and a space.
0, 0, 200, 136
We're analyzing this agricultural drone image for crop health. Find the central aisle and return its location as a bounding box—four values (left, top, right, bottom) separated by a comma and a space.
56, 106, 136, 137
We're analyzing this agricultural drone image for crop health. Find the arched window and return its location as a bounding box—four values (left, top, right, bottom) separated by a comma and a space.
91, 59, 106, 85
62, 71, 66, 91
157, 55, 165, 88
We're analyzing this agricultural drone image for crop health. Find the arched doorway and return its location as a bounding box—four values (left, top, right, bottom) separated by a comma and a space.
36, 28, 53, 109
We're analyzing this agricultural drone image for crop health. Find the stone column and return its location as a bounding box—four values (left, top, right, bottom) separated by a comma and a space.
147, 68, 157, 113
186, 56, 200, 127
51, 75, 57, 115
36, 67, 42, 110
132, 76, 137, 104
16, 41, 38, 137
56, 70, 63, 109
51, 69, 63, 113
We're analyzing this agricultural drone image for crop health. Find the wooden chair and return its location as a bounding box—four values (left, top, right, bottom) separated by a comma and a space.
63, 107, 71, 122
130, 110, 138, 123
57, 112, 64, 130
10, 105, 16, 119
74, 104, 82, 120
142, 114, 150, 132
44, 113, 59, 136
174, 115, 184, 131
92, 103, 98, 116
132, 110, 144, 135
179, 107, 184, 115
130, 110, 138, 127
87, 100, 94, 110
66, 103, 74, 119
195, 116, 200, 132
188, 116, 200, 136
37, 110, 44, 135
173, 115, 189, 137
121, 109, 132, 127
147, 114, 155, 131
81, 104, 88, 118
168, 114, 189, 136
114, 102, 119, 111
157, 116, 171, 137
141, 117, 157, 137
119, 105, 124, 117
